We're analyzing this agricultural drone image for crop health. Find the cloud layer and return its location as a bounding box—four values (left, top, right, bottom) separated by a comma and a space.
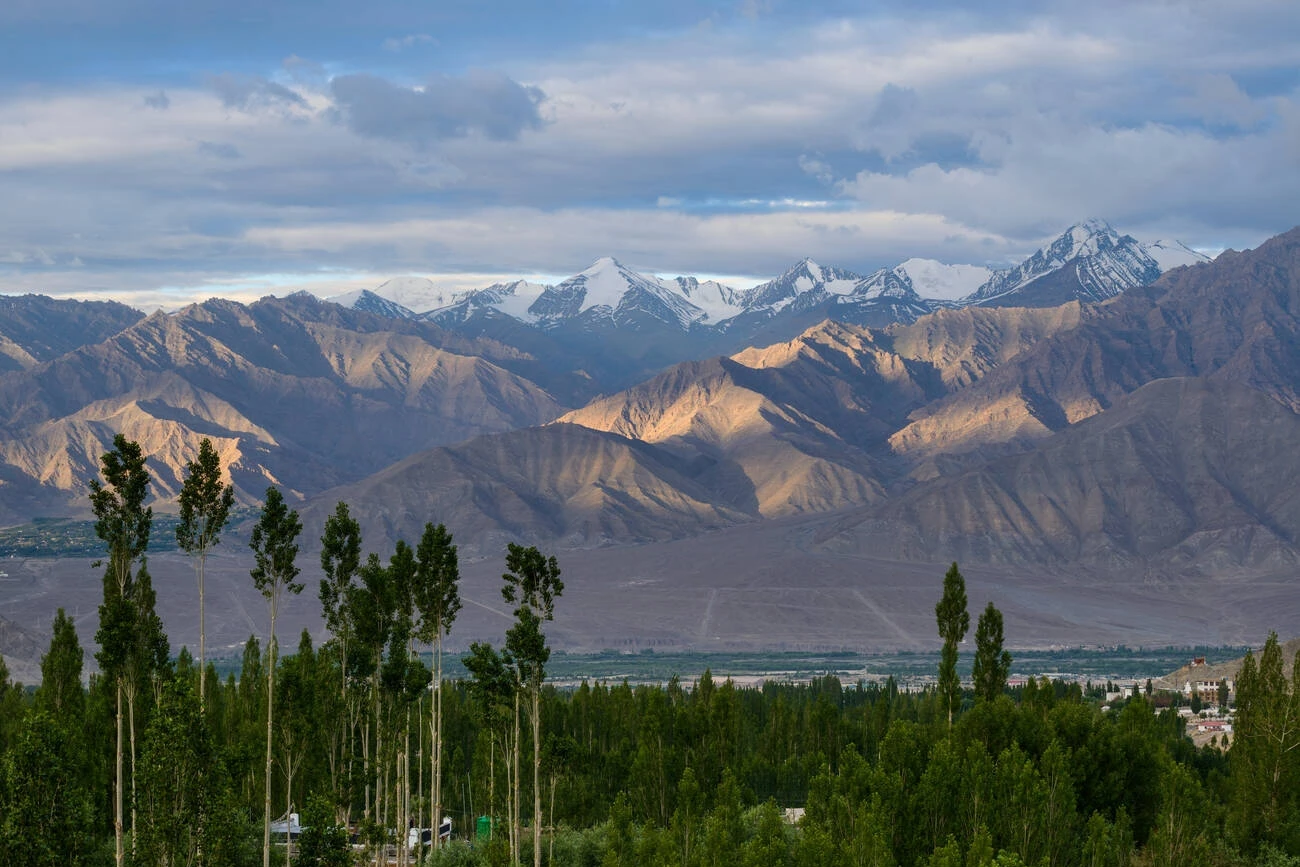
1, 1, 1297, 302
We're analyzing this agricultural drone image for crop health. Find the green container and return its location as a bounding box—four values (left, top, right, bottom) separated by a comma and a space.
475, 815, 493, 842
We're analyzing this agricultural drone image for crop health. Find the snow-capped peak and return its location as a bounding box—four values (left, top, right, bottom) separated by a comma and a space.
367, 276, 463, 314
895, 258, 993, 302
660, 276, 744, 324
964, 219, 1162, 306
1145, 239, 1211, 272
325, 288, 417, 319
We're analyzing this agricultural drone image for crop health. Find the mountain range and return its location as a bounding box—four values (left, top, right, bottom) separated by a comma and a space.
330, 219, 1206, 336
8, 217, 1294, 582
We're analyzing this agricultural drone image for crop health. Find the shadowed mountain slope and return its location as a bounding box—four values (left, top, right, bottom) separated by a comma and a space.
0, 293, 566, 517
891, 227, 1300, 470
819, 376, 1300, 568
0, 295, 143, 373
301, 422, 753, 555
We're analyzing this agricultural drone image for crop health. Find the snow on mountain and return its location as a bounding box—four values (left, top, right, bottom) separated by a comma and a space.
660, 276, 745, 324
326, 289, 417, 319
424, 279, 549, 325
895, 259, 993, 302
964, 219, 1162, 306
740, 259, 864, 311
851, 266, 923, 301
369, 276, 465, 314
530, 257, 708, 328
1145, 239, 1212, 272
339, 220, 1207, 333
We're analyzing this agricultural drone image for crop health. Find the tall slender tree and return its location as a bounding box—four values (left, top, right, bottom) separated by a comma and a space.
464, 641, 518, 862
934, 562, 970, 727
502, 544, 563, 867
249, 486, 303, 867
90, 434, 152, 867
414, 522, 460, 851
176, 437, 236, 711
319, 502, 362, 699
37, 609, 85, 725
318, 501, 362, 807
972, 602, 1012, 704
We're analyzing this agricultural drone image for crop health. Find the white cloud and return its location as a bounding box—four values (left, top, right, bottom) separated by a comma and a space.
0, 5, 1295, 303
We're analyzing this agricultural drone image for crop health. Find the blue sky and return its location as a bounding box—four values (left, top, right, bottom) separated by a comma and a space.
1, 0, 1297, 306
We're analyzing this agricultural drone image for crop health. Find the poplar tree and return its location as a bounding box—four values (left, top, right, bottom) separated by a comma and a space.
176, 437, 235, 711
249, 486, 303, 867
414, 522, 460, 851
90, 434, 152, 867
464, 641, 518, 861
1229, 632, 1300, 848
37, 609, 85, 725
972, 602, 1011, 704
934, 562, 970, 727
319, 502, 361, 699
318, 501, 362, 806
502, 543, 563, 867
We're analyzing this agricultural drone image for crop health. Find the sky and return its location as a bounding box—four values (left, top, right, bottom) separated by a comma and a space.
1, 0, 1297, 308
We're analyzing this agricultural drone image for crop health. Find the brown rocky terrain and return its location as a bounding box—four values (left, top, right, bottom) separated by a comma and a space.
818, 377, 1300, 568
0, 293, 567, 521
0, 294, 142, 373
299, 422, 753, 555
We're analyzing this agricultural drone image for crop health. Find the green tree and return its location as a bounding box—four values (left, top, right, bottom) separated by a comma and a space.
36, 608, 85, 726
0, 710, 93, 867
1229, 632, 1300, 849
972, 603, 1011, 704
502, 543, 564, 867
249, 486, 303, 867
464, 640, 518, 860
176, 436, 236, 711
298, 792, 351, 867
414, 522, 461, 854
135, 674, 245, 867
90, 433, 152, 867
318, 501, 362, 805
935, 563, 970, 727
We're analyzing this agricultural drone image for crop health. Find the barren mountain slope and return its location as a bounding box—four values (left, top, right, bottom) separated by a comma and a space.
890, 227, 1300, 467
0, 294, 566, 512
820, 377, 1300, 568
301, 423, 753, 555
0, 295, 143, 373
560, 322, 933, 516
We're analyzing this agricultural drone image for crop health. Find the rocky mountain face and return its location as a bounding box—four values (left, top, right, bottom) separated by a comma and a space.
322, 306, 1090, 552
0, 295, 142, 373
815, 226, 1300, 566
311, 226, 1300, 570
966, 219, 1168, 307
338, 220, 1200, 343
1, 222, 1287, 582
0, 293, 569, 522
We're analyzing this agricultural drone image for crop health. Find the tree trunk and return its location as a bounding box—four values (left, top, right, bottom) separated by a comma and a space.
115, 680, 124, 867
513, 689, 521, 866
549, 775, 556, 866
432, 631, 443, 850
285, 760, 294, 867
198, 551, 207, 712
418, 693, 425, 860
128, 680, 138, 858
532, 685, 542, 867
263, 600, 277, 867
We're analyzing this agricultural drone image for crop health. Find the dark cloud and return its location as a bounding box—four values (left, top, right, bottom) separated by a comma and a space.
870, 83, 918, 126
207, 73, 305, 111
330, 71, 544, 145
143, 89, 169, 110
